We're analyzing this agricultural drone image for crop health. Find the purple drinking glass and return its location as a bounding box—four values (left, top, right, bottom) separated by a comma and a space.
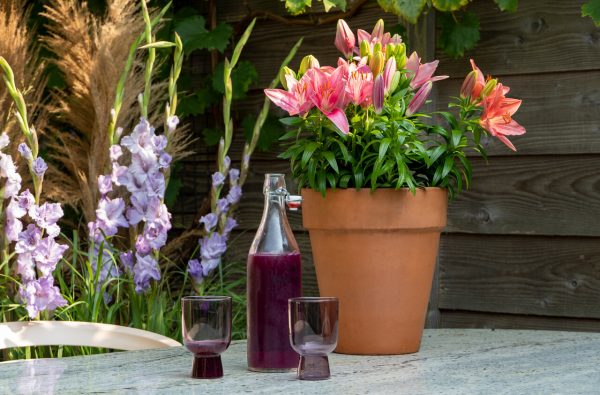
288, 297, 339, 380
182, 296, 232, 379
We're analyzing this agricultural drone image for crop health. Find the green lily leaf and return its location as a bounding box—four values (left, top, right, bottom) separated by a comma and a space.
323, 0, 347, 12
377, 0, 427, 24
582, 0, 600, 27
432, 0, 469, 12
284, 0, 312, 15
494, 0, 518, 12
438, 11, 480, 58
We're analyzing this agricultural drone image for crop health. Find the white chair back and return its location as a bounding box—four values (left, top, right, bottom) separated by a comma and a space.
0, 321, 181, 352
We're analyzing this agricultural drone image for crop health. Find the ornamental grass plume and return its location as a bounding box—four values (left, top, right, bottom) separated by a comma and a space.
0, 0, 49, 163
41, 0, 172, 225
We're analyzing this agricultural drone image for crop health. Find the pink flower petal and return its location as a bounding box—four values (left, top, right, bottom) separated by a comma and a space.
325, 108, 349, 134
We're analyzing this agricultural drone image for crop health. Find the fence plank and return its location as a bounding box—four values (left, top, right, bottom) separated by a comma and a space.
439, 234, 600, 318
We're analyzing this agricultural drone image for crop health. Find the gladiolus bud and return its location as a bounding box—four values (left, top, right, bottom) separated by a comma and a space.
460, 70, 478, 99
279, 67, 295, 90
372, 19, 385, 42
335, 19, 355, 58
406, 81, 432, 116
370, 51, 385, 77
299, 55, 320, 75
482, 78, 498, 97
360, 40, 371, 58
373, 74, 385, 114
383, 57, 397, 95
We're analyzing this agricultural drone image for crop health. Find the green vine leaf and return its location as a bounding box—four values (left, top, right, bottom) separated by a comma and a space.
175, 15, 233, 53
284, 0, 312, 15
432, 0, 469, 12
438, 11, 480, 58
377, 0, 427, 24
494, 0, 518, 12
582, 0, 600, 27
323, 0, 347, 12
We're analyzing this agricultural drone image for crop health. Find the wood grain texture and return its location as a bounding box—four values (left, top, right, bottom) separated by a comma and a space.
438, 234, 600, 318
440, 311, 600, 333
436, 0, 600, 77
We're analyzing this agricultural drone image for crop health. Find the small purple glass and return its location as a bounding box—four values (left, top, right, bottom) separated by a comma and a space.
182, 296, 232, 379
288, 297, 339, 380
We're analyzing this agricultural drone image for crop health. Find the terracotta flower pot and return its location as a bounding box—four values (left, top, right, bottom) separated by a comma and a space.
301, 187, 447, 355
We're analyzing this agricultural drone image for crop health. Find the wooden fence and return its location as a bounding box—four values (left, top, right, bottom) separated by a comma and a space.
176, 0, 600, 331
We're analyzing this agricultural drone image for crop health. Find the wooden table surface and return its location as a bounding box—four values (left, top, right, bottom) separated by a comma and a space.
1, 329, 600, 394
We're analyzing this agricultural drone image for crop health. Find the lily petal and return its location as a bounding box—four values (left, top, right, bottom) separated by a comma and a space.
325, 108, 349, 134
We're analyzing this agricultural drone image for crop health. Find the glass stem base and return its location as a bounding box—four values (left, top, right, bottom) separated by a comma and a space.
192, 355, 223, 379
298, 355, 330, 380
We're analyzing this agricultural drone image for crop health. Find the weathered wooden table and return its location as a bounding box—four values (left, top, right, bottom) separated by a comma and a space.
1, 329, 600, 394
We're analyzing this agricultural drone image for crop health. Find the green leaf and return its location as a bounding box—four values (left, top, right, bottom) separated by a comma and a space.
190, 23, 234, 53
322, 151, 339, 173
280, 117, 303, 126
174, 14, 207, 52
378, 138, 391, 161
442, 156, 454, 178
583, 0, 600, 27
451, 129, 462, 147
284, 0, 312, 15
438, 11, 480, 58
377, 0, 427, 24
494, 0, 518, 12
301, 142, 319, 168
323, 0, 347, 12
432, 0, 469, 12
242, 114, 286, 151
202, 128, 223, 146
212, 61, 258, 99
177, 87, 219, 117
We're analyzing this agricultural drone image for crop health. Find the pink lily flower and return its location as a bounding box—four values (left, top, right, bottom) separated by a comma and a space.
264, 73, 314, 116
345, 62, 373, 107
405, 51, 449, 90
355, 19, 401, 55
479, 83, 526, 151
372, 74, 385, 114
406, 81, 432, 116
335, 19, 355, 58
305, 67, 349, 134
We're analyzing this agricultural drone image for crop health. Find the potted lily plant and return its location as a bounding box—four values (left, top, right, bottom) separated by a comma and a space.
265, 19, 525, 355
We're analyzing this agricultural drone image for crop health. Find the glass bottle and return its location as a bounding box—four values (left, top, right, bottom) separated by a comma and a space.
247, 173, 302, 372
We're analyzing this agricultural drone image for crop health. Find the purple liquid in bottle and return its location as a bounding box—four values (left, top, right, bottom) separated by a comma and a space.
247, 252, 302, 371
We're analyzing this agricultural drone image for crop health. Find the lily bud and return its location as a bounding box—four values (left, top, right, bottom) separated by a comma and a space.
335, 19, 355, 58
279, 67, 295, 90
371, 19, 385, 42
360, 40, 372, 59
460, 70, 478, 99
390, 33, 402, 44
373, 74, 385, 114
370, 51, 385, 77
406, 81, 432, 116
395, 43, 407, 69
299, 55, 320, 75
373, 42, 382, 55
389, 71, 401, 95
482, 78, 498, 97
383, 57, 397, 95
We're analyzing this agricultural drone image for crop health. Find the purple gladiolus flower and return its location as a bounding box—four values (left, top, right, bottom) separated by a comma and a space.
98, 175, 112, 195
15, 224, 42, 254
223, 217, 238, 235
151, 135, 167, 151
133, 253, 161, 293
19, 277, 67, 319
142, 221, 168, 250
109, 145, 123, 161
223, 156, 231, 171
8, 189, 35, 219
167, 115, 179, 132
18, 143, 32, 160
217, 198, 229, 214
6, 217, 23, 242
187, 259, 204, 284
199, 213, 218, 232
29, 202, 63, 230
95, 197, 128, 236
0, 133, 9, 149
135, 234, 152, 255
212, 171, 225, 187
200, 232, 227, 273
16, 253, 35, 282
226, 185, 242, 205
229, 168, 240, 182
32, 157, 48, 177
34, 237, 69, 275
158, 152, 172, 168
120, 251, 134, 272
